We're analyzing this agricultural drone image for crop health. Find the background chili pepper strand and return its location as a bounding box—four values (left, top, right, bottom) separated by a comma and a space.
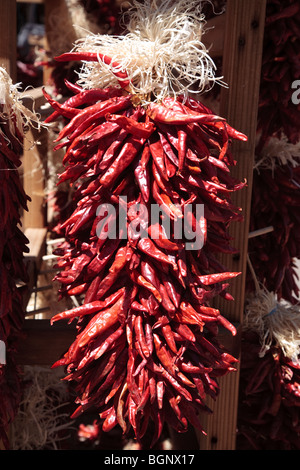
201, 0, 300, 303
256, 0, 300, 152
236, 330, 300, 450
247, 162, 300, 304
0, 105, 31, 449
45, 79, 246, 446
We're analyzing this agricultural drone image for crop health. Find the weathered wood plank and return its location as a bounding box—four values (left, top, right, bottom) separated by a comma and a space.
16, 320, 76, 365
197, 0, 266, 450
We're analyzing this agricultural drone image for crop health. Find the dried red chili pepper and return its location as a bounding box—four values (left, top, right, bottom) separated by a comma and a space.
55, 51, 131, 89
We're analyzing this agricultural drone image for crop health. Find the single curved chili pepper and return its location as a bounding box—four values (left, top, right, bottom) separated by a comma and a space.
216, 314, 237, 336
161, 273, 181, 309
134, 149, 151, 203
50, 288, 124, 324
66, 282, 88, 296
106, 112, 155, 138
177, 358, 212, 375
136, 385, 150, 412
128, 395, 138, 432
100, 405, 117, 432
143, 321, 153, 357
137, 237, 177, 271
131, 300, 148, 313
105, 371, 127, 405
158, 131, 179, 167
177, 370, 196, 389
134, 314, 151, 359
148, 375, 157, 405
127, 347, 142, 405
133, 356, 148, 378
151, 160, 180, 201
174, 302, 205, 329
94, 327, 125, 362
140, 260, 160, 290
115, 382, 128, 433
100, 134, 146, 188
55, 51, 131, 89
147, 223, 178, 252
177, 127, 187, 172
198, 271, 241, 286
147, 101, 225, 125
152, 180, 183, 221
83, 121, 121, 148
77, 295, 124, 349
181, 96, 248, 142
153, 333, 178, 375
158, 283, 176, 314
150, 359, 193, 402
173, 323, 196, 342
118, 285, 137, 325
156, 381, 165, 410
132, 272, 162, 303
96, 246, 129, 299
160, 323, 177, 354
193, 303, 220, 317
148, 134, 167, 178
42, 87, 80, 120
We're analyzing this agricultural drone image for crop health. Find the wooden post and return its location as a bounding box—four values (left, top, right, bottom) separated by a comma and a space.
197, 0, 266, 450
22, 87, 48, 230
0, 0, 17, 81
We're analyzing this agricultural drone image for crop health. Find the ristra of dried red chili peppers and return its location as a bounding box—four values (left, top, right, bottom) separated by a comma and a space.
237, 276, 300, 450
256, 0, 300, 152
0, 67, 39, 449
237, 330, 300, 450
46, 0, 247, 446
247, 139, 300, 304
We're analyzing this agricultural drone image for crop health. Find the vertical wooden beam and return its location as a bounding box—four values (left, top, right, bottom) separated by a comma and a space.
0, 0, 17, 81
218, 0, 267, 322
197, 0, 266, 450
22, 87, 48, 230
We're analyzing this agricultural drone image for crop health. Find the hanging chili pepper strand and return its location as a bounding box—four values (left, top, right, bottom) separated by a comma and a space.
256, 0, 300, 151
237, 330, 300, 450
45, 0, 248, 445
45, 71, 247, 446
247, 161, 300, 304
0, 67, 36, 449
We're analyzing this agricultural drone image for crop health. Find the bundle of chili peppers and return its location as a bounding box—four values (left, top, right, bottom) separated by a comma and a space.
237, 329, 300, 450
42, 0, 248, 446
256, 0, 300, 152
0, 68, 34, 448
246, 0, 300, 302
247, 158, 300, 304
44, 70, 247, 445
